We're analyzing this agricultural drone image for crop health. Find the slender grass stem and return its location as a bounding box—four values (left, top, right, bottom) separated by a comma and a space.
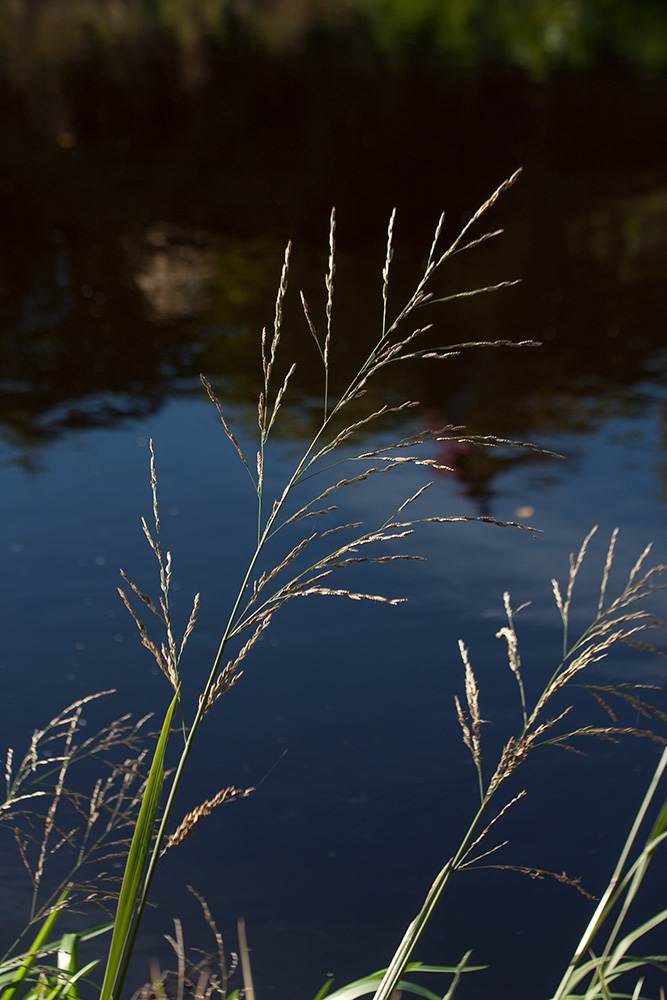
550, 745, 667, 1000
372, 790, 501, 1000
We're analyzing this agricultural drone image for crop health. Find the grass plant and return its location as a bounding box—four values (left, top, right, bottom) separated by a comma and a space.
1, 695, 155, 1000
2, 170, 667, 1000
548, 739, 667, 999
369, 526, 667, 1000
1, 694, 153, 944
102, 167, 552, 1000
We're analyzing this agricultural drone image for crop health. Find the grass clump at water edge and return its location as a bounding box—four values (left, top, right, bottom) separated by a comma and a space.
1, 169, 667, 999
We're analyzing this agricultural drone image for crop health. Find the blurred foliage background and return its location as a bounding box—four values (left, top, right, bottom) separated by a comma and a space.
2, 0, 667, 84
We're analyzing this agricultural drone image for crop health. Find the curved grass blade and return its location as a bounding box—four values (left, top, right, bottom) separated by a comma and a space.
312, 984, 334, 1000
324, 961, 485, 1000
42, 960, 100, 1000
100, 690, 179, 1000
0, 889, 69, 1000
0, 925, 111, 991
56, 934, 79, 1000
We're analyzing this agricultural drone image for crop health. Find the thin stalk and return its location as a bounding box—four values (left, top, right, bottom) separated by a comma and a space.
599, 805, 667, 968
324, 208, 335, 420
371, 793, 498, 1000
475, 762, 485, 805
550, 745, 667, 1000
257, 440, 265, 548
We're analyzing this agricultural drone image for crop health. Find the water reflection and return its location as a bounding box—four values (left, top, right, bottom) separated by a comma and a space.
3, 161, 667, 500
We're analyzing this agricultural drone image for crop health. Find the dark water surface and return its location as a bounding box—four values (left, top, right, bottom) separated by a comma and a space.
2, 16, 667, 1000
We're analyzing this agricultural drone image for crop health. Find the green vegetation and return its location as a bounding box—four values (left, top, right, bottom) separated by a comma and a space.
2, 0, 667, 79
2, 171, 667, 999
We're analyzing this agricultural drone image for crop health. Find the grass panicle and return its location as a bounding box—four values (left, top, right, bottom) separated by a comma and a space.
118, 441, 199, 697
161, 788, 255, 855
1, 694, 153, 962
370, 528, 667, 1000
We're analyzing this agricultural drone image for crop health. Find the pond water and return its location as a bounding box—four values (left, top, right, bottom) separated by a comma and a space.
2, 11, 667, 1000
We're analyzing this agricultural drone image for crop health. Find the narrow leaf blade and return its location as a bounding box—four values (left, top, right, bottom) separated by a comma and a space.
99, 690, 178, 1000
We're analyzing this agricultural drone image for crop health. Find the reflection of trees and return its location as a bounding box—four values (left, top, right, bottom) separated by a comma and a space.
2, 167, 666, 495
1, 17, 666, 500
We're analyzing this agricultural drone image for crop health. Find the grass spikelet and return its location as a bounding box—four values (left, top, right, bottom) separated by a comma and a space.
582, 683, 667, 725
496, 592, 529, 726
202, 616, 273, 715
162, 787, 255, 854
424, 211, 445, 278
486, 738, 517, 795
267, 241, 291, 388
627, 541, 653, 589
492, 866, 596, 901
291, 586, 407, 605
5, 748, 13, 798
426, 278, 522, 307
179, 593, 201, 661
598, 526, 619, 614
300, 291, 319, 353
266, 362, 296, 435
444, 167, 522, 259
454, 695, 474, 761
119, 452, 201, 693
200, 374, 254, 485
457, 640, 484, 798
382, 208, 396, 339
546, 726, 667, 750
325, 208, 336, 362
558, 525, 598, 653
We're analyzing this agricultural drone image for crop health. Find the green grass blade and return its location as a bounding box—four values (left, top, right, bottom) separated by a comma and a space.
99, 690, 179, 1000
0, 921, 112, 989
551, 746, 667, 1000
326, 974, 441, 1000
0, 889, 68, 1000
442, 952, 477, 1000
57, 934, 78, 1000
606, 910, 667, 974
370, 860, 456, 1000
41, 960, 100, 1000
325, 963, 483, 1000
74, 924, 113, 945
